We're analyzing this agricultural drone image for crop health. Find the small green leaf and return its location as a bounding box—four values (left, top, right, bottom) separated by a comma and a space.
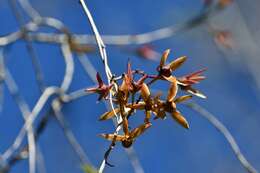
81, 164, 98, 173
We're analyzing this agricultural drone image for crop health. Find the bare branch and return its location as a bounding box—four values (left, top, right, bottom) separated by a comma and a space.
186, 102, 258, 173
76, 53, 145, 173
4, 68, 37, 173
1, 1, 255, 173
52, 99, 91, 165
0, 0, 229, 47
125, 147, 144, 173
0, 49, 5, 113
18, 0, 41, 20
9, 0, 45, 91
36, 148, 46, 173
0, 49, 37, 173
1, 87, 61, 161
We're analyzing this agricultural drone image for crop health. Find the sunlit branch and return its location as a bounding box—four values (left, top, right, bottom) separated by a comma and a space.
75, 53, 145, 173
77, 3, 121, 172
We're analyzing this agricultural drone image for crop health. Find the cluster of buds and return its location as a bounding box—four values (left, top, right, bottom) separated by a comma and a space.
85, 49, 206, 148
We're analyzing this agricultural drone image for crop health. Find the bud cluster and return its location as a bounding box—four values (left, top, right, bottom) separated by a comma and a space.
85, 49, 206, 148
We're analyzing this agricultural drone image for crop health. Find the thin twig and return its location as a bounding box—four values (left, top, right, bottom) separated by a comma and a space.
185, 102, 258, 173
36, 147, 47, 173
76, 51, 146, 173
52, 99, 91, 165
125, 147, 144, 173
0, 110, 53, 173
78, 0, 117, 110
0, 85, 95, 172
7, 2, 46, 171
0, 49, 37, 173
0, 1, 252, 173
4, 68, 37, 173
0, 0, 230, 47
0, 49, 5, 113
77, 4, 122, 173
1, 38, 75, 161
9, 0, 45, 91
18, 0, 41, 20
0, 27, 85, 173
1, 87, 61, 161
13, 1, 89, 169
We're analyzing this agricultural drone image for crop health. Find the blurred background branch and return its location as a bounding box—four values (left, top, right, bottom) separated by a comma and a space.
0, 0, 259, 173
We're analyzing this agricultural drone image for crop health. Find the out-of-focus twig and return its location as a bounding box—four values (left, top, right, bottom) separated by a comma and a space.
36, 148, 46, 173
19, 0, 92, 167
0, 5, 89, 172
0, 49, 5, 113
0, 110, 53, 173
125, 147, 144, 173
17, 0, 41, 20
0, 1, 248, 173
0, 86, 95, 172
1, 87, 61, 162
52, 99, 91, 165
4, 68, 37, 173
9, 0, 45, 91
7, 1, 47, 171
1, 38, 75, 162
0, 49, 37, 173
0, 0, 229, 47
186, 102, 258, 173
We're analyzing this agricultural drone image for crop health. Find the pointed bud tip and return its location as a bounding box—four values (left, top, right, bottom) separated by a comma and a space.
184, 123, 190, 129
98, 115, 110, 121
84, 88, 96, 93
176, 56, 187, 63
164, 49, 171, 54
197, 93, 207, 99
98, 134, 105, 137
182, 56, 187, 60
145, 122, 152, 128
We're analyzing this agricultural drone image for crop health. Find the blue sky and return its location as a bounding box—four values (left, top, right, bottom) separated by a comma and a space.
0, 1, 260, 173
